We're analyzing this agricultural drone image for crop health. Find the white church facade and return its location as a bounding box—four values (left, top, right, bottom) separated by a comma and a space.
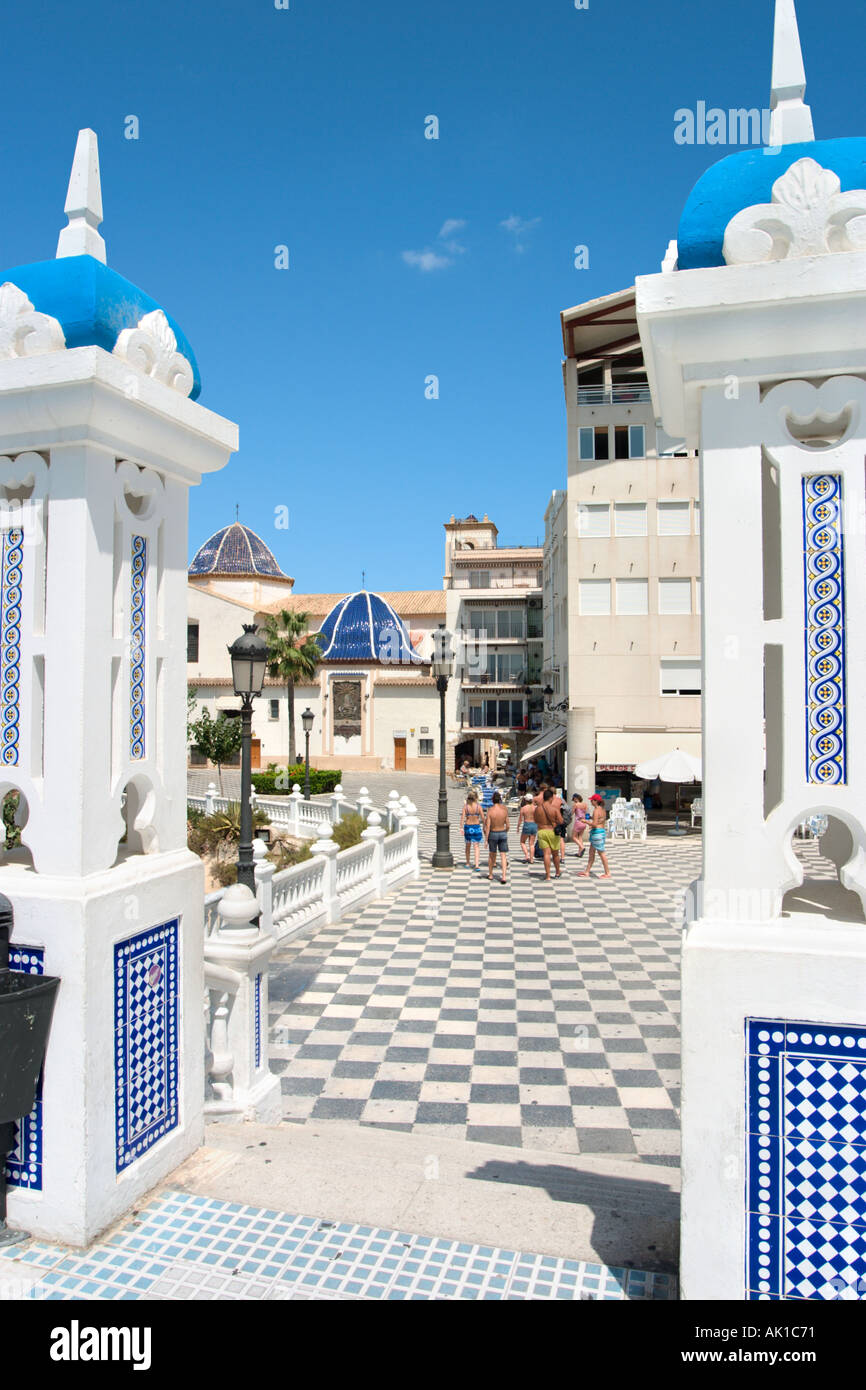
187, 522, 446, 774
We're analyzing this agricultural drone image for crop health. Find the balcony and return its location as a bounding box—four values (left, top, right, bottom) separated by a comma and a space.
577, 385, 652, 406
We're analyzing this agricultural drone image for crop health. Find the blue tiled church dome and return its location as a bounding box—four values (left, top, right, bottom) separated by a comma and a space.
319, 591, 423, 664
189, 522, 287, 578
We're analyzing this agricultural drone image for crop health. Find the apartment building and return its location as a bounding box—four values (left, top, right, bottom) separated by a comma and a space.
442, 514, 544, 768
548, 287, 702, 794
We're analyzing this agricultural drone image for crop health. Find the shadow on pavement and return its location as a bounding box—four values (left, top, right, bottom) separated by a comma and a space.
467, 1157, 680, 1274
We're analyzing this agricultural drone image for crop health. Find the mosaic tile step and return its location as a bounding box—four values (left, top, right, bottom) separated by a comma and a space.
4, 1189, 676, 1301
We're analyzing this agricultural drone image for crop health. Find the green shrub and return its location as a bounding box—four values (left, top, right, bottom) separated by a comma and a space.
188, 805, 269, 858
331, 813, 367, 851
251, 767, 342, 796
268, 840, 313, 870
2, 791, 21, 849
212, 859, 238, 887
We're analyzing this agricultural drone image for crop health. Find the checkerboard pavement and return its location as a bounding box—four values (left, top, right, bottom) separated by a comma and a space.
268, 828, 702, 1165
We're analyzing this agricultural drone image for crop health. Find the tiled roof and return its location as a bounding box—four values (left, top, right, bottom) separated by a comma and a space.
259, 590, 444, 617
189, 523, 288, 578
318, 592, 424, 664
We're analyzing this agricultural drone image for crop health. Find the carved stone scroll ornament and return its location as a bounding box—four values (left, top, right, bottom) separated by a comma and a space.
723, 158, 866, 265
113, 308, 194, 397
0, 283, 66, 359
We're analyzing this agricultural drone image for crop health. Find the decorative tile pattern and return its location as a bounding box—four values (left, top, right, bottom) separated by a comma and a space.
254, 973, 263, 1071
2, 1190, 676, 1301
114, 921, 179, 1172
746, 1019, 866, 1299
0, 527, 23, 766
129, 534, 146, 760
269, 835, 696, 1163
4, 945, 44, 1190
803, 475, 846, 785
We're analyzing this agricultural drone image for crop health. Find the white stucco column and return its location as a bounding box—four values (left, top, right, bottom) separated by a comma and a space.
566, 706, 595, 796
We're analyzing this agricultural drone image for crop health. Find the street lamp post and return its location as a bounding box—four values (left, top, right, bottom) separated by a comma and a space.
301, 707, 314, 800
431, 627, 454, 869
228, 623, 269, 892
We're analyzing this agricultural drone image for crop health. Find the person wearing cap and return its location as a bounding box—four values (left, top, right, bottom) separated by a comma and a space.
578, 794, 612, 880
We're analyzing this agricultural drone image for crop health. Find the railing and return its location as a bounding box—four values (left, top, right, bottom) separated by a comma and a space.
202, 805, 421, 1120
577, 385, 652, 405
383, 829, 416, 885
271, 855, 327, 936
335, 839, 378, 908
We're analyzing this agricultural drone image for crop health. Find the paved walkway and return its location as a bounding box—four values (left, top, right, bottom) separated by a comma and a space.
270, 828, 696, 1166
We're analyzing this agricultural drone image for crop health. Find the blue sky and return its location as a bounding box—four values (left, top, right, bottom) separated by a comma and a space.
2, 0, 864, 591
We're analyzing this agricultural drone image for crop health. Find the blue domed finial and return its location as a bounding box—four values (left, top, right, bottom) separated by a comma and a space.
56, 129, 106, 263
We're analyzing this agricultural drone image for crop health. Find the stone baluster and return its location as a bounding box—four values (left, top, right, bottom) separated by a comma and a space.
357, 786, 373, 821
361, 810, 387, 897
203, 882, 282, 1122
399, 807, 422, 878
253, 838, 275, 937
310, 819, 340, 922
386, 790, 401, 830
205, 782, 217, 816
331, 782, 347, 825
289, 783, 304, 835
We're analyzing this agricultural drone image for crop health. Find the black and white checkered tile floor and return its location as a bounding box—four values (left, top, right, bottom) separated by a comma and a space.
269, 834, 836, 1166
269, 836, 700, 1165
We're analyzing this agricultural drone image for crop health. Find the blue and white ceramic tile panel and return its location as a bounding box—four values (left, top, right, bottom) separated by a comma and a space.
254, 973, 262, 1070
6, 1190, 676, 1301
803, 475, 846, 785
0, 527, 23, 767
4, 946, 45, 1191
114, 922, 179, 1173
746, 1019, 866, 1299
129, 534, 146, 760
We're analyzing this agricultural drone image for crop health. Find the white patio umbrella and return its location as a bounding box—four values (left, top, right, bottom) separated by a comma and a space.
633, 748, 702, 835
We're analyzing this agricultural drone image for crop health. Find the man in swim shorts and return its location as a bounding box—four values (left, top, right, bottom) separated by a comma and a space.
578, 793, 612, 880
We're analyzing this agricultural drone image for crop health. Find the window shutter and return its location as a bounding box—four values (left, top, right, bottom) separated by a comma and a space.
577, 503, 610, 538
614, 502, 647, 537
657, 501, 690, 536
615, 579, 649, 615
658, 578, 692, 614
579, 579, 611, 615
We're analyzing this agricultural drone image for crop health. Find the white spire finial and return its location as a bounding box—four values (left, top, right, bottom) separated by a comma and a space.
56, 128, 106, 263
769, 0, 814, 145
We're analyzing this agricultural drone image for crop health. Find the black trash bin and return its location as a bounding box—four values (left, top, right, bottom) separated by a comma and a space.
0, 894, 60, 1246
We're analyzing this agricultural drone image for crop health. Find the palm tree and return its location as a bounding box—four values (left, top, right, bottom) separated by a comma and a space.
264, 610, 323, 767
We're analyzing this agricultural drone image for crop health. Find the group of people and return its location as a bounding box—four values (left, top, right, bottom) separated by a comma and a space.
459, 786, 612, 884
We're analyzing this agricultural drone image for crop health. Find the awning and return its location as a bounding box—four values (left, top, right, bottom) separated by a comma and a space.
595, 730, 702, 766
520, 725, 566, 762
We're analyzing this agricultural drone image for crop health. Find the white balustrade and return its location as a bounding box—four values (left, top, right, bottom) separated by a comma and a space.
203, 882, 282, 1123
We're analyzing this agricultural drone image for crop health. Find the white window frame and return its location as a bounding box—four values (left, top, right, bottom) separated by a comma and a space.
614, 502, 648, 537
578, 579, 611, 616
577, 502, 611, 538
615, 578, 649, 616
268, 699, 280, 721
660, 657, 702, 695
657, 500, 691, 537
658, 577, 693, 615
578, 427, 595, 461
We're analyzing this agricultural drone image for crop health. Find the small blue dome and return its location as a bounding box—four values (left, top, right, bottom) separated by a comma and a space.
318, 591, 423, 664
677, 136, 866, 270
0, 254, 201, 399
190, 523, 286, 577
